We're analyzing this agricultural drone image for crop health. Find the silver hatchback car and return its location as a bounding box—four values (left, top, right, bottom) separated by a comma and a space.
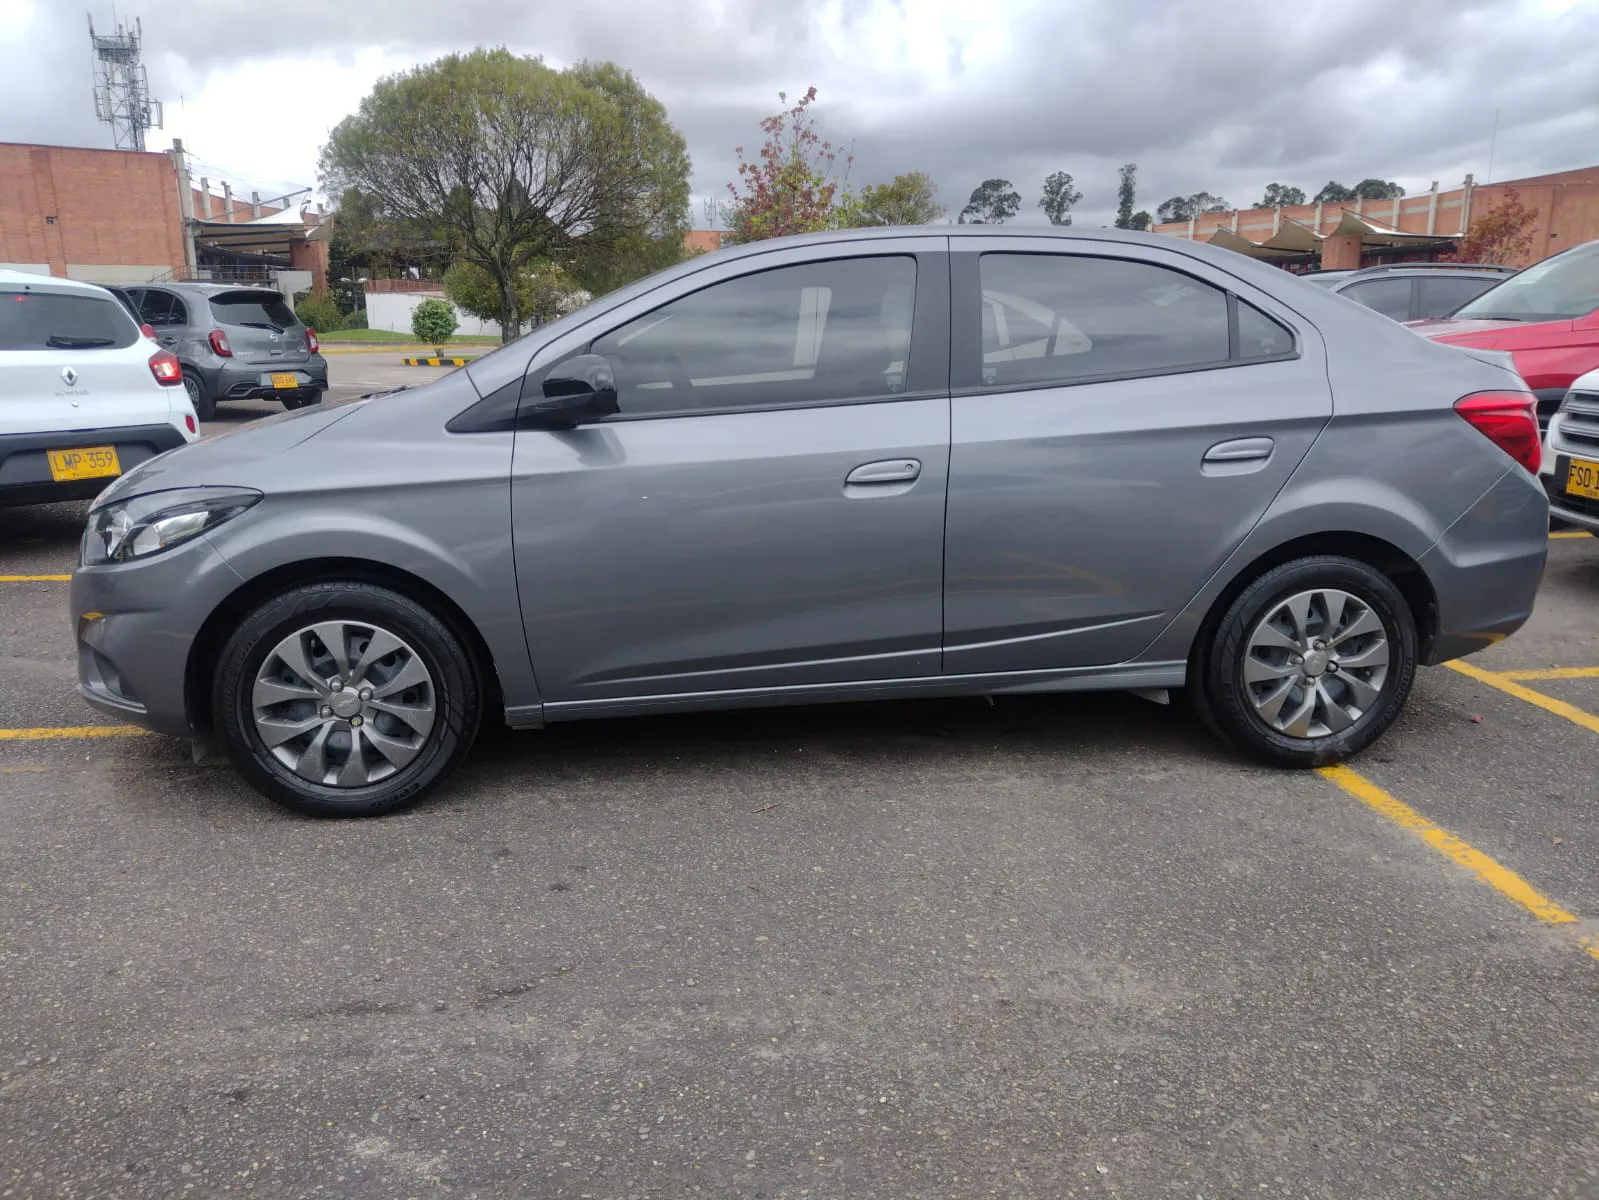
71, 228, 1549, 817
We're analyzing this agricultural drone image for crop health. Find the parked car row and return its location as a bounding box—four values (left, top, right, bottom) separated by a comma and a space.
0, 273, 327, 507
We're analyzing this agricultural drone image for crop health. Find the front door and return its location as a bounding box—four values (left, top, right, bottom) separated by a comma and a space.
942, 239, 1333, 674
511, 243, 952, 711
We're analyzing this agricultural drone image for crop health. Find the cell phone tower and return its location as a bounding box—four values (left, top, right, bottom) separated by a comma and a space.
89, 13, 163, 151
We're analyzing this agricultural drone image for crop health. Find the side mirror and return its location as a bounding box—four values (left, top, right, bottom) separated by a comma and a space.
525, 354, 619, 428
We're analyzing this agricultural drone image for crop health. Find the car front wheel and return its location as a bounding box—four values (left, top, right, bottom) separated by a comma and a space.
212, 582, 482, 817
1202, 555, 1417, 768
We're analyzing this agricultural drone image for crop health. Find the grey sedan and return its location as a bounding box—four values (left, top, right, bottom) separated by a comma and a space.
71, 228, 1549, 817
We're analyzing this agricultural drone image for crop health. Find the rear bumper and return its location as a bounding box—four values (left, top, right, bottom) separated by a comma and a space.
0, 423, 188, 507
202, 355, 329, 402
1419, 466, 1550, 663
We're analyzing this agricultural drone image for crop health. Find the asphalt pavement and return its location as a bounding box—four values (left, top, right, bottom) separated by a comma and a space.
1, 355, 1596, 1199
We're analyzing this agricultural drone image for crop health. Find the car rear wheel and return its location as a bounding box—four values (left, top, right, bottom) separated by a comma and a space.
1201, 556, 1417, 768
182, 372, 216, 421
212, 582, 481, 817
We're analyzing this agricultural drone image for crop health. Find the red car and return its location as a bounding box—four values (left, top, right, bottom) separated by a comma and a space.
1409, 239, 1599, 429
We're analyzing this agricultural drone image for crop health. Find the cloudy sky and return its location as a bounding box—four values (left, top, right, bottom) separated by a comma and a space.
2, 0, 1596, 226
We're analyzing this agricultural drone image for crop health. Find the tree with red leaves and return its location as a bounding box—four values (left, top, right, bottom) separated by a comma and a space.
724, 87, 853, 243
1459, 187, 1540, 265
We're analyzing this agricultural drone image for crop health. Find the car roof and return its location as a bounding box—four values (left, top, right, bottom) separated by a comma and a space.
0, 270, 121, 297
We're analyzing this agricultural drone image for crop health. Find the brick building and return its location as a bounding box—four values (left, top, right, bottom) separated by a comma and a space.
0, 141, 329, 292
1154, 165, 1599, 271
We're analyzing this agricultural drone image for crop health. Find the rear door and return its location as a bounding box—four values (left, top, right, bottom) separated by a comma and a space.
942, 237, 1333, 674
0, 283, 162, 436
207, 289, 310, 366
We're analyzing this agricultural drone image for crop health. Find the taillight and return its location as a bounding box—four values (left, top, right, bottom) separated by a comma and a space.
305, 327, 319, 354
184, 414, 196, 433
140, 323, 157, 340
209, 329, 232, 357
149, 349, 183, 386
1455, 390, 1541, 474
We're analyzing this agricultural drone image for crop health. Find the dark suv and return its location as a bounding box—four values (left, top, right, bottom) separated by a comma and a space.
122, 283, 329, 419
1302, 263, 1516, 322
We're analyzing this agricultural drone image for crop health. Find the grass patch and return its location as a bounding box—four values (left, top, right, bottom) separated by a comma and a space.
319, 328, 500, 344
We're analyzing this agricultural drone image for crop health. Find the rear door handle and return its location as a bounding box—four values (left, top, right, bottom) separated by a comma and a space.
846, 459, 921, 485
1203, 437, 1275, 463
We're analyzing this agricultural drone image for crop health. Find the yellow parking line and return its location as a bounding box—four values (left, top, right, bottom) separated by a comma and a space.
1549, 531, 1591, 540
1445, 659, 1599, 735
1319, 765, 1598, 961
0, 725, 146, 741
0, 574, 71, 582
1497, 666, 1599, 681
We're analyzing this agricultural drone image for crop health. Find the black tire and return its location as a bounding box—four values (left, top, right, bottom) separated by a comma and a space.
1201, 555, 1417, 768
182, 372, 216, 421
212, 582, 482, 817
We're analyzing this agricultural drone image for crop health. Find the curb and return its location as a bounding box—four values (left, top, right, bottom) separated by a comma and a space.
401, 356, 473, 367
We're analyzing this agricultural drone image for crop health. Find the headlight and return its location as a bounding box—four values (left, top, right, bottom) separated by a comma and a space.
82, 487, 262, 566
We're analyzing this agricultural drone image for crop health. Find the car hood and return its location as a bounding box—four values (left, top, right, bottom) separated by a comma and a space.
1406, 316, 1571, 344
94, 401, 365, 507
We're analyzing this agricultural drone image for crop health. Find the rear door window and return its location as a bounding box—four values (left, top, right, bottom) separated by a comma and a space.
1418, 275, 1498, 318
0, 290, 139, 350
210, 291, 297, 331
1339, 277, 1414, 321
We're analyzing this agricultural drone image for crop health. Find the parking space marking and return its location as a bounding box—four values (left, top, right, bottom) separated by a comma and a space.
1445, 659, 1599, 735
0, 725, 146, 741
1549, 531, 1592, 540
1319, 765, 1598, 961
0, 574, 71, 582
1497, 666, 1599, 681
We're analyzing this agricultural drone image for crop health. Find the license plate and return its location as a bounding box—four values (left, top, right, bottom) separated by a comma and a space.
270, 372, 299, 389
47, 446, 121, 482
1566, 457, 1599, 501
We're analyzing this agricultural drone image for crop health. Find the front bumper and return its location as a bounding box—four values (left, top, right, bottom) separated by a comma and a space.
72, 535, 245, 738
0, 423, 188, 507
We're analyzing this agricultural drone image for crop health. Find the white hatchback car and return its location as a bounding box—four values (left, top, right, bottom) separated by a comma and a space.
1542, 367, 1599, 534
1, 271, 198, 507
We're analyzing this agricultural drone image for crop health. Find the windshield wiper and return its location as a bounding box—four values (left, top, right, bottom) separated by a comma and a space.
46, 335, 115, 348
233, 321, 285, 333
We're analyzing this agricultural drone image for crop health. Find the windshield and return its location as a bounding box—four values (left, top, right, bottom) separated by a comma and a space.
209, 291, 297, 331
1451, 241, 1599, 322
0, 290, 138, 350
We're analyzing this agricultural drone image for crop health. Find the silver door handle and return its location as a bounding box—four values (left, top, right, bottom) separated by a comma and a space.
1203, 437, 1274, 463
846, 459, 921, 485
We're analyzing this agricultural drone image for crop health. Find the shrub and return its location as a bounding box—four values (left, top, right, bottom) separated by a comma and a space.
341, 308, 367, 330
294, 293, 345, 333
411, 297, 458, 344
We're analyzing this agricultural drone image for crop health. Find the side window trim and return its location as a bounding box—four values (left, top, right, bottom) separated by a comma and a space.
950, 248, 1299, 395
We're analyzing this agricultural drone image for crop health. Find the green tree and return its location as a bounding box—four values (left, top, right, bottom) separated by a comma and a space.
1257, 183, 1306, 208
411, 297, 458, 345
1114, 163, 1138, 229
847, 171, 944, 226
320, 48, 691, 342
1128, 209, 1152, 231
1352, 178, 1404, 200
445, 259, 588, 332
958, 178, 1021, 224
1155, 192, 1229, 224
1313, 181, 1356, 203
724, 87, 853, 242
1039, 170, 1083, 226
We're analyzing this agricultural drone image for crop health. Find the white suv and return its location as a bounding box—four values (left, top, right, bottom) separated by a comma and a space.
1, 271, 198, 507
1542, 368, 1599, 535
